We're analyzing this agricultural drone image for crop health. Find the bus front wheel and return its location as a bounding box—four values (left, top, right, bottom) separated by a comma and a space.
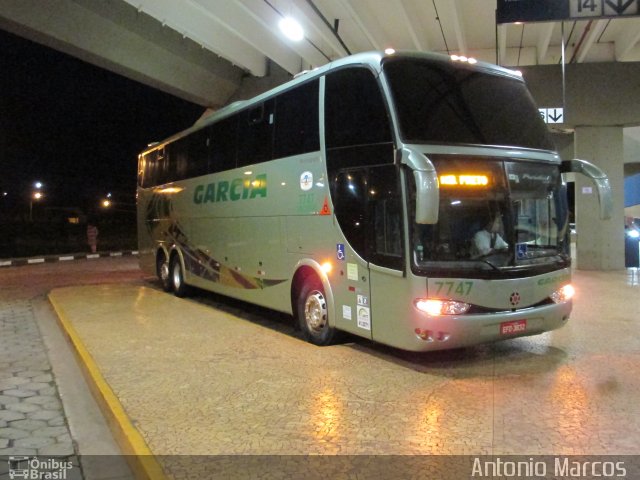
297, 280, 336, 346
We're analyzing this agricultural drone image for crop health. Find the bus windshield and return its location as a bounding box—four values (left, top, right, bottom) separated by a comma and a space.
410, 156, 570, 277
383, 57, 555, 151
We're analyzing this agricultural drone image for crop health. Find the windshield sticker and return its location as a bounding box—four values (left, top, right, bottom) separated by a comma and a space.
357, 294, 368, 306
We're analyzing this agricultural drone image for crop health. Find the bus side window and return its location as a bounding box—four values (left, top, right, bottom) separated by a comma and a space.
332, 166, 404, 270
325, 67, 392, 153
238, 99, 275, 166
368, 165, 403, 270
209, 116, 238, 173
333, 170, 367, 258
325, 67, 394, 174
188, 129, 210, 179
155, 148, 168, 186
140, 150, 157, 188
273, 80, 320, 158
168, 137, 189, 182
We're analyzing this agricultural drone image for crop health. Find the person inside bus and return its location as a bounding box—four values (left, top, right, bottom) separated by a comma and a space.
471, 214, 508, 258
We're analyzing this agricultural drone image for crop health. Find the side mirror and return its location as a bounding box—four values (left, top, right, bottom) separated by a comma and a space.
401, 148, 439, 224
561, 159, 613, 220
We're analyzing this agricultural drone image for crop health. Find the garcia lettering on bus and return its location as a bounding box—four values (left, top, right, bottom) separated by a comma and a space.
193, 174, 267, 204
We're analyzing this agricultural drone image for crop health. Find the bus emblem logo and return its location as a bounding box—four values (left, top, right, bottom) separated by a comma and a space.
510, 292, 521, 307
300, 171, 313, 191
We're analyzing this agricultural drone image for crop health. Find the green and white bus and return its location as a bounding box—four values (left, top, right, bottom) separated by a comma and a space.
137, 51, 611, 352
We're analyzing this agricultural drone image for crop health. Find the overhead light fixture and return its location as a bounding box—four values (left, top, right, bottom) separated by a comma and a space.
279, 17, 304, 41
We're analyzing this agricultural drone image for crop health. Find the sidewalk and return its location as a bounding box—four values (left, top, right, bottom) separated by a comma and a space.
0, 296, 76, 457
0, 250, 138, 268
0, 257, 140, 480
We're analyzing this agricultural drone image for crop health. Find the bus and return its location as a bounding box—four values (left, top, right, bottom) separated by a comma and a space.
137, 51, 612, 352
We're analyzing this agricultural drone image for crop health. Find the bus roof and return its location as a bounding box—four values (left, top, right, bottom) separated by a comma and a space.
140, 51, 526, 156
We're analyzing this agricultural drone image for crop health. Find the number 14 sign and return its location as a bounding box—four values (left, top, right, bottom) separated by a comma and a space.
572, 0, 640, 18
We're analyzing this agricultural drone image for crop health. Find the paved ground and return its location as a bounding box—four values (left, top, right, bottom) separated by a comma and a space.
2, 255, 640, 479
0, 257, 144, 479
48, 268, 640, 478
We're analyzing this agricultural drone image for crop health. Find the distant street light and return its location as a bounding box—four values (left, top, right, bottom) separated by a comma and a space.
101, 199, 112, 208
29, 190, 44, 221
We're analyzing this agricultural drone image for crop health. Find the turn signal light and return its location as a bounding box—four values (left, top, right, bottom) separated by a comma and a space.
550, 284, 575, 304
415, 299, 471, 316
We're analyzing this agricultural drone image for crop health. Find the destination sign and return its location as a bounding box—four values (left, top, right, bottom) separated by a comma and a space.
497, 0, 640, 24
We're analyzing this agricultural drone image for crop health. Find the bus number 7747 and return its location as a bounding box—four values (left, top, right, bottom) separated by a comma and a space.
434, 281, 473, 297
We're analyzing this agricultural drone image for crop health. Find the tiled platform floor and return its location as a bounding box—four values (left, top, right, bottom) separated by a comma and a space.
48, 269, 640, 465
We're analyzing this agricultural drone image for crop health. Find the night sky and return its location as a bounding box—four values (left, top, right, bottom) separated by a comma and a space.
0, 28, 205, 213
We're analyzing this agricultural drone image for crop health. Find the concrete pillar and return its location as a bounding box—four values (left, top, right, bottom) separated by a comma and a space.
574, 126, 625, 270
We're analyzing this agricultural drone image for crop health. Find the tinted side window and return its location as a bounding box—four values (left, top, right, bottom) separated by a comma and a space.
368, 166, 403, 269
325, 68, 392, 150
331, 165, 404, 269
238, 99, 275, 166
167, 137, 189, 182
209, 116, 238, 173
333, 170, 367, 257
188, 129, 210, 178
274, 80, 320, 158
139, 151, 152, 188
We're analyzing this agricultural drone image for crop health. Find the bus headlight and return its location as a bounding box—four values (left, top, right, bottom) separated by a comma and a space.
415, 299, 471, 316
550, 284, 575, 304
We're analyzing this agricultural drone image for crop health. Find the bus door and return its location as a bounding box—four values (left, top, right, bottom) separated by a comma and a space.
366, 166, 410, 345
331, 165, 404, 340
331, 169, 373, 339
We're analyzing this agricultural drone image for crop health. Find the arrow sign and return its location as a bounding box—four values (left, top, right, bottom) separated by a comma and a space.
547, 108, 564, 123
604, 0, 636, 15
540, 107, 564, 124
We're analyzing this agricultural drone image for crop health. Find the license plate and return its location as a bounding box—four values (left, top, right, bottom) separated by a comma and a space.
500, 319, 527, 335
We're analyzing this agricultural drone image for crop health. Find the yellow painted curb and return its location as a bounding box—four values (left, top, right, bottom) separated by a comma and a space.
49, 292, 168, 480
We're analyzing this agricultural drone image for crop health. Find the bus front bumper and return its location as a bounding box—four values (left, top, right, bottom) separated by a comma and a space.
405, 301, 572, 352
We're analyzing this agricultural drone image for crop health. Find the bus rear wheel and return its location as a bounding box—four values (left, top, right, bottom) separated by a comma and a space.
297, 280, 336, 346
170, 254, 190, 298
157, 253, 172, 292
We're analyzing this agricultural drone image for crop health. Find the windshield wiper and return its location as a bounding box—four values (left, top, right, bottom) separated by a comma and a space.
476, 258, 501, 271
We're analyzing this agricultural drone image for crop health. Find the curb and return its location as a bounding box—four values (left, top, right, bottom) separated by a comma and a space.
0, 250, 139, 268
48, 292, 167, 480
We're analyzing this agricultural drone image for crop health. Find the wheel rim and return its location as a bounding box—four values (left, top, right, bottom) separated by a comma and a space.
304, 291, 327, 333
160, 260, 170, 283
172, 260, 182, 290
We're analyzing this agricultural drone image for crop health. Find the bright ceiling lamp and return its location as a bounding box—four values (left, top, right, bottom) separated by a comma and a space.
279, 17, 304, 41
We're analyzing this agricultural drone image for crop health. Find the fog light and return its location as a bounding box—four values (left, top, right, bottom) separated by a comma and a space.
550, 284, 575, 304
415, 298, 470, 316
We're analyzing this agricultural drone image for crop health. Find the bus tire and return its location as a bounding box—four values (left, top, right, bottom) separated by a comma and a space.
297, 279, 336, 346
157, 252, 172, 292
170, 254, 190, 298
